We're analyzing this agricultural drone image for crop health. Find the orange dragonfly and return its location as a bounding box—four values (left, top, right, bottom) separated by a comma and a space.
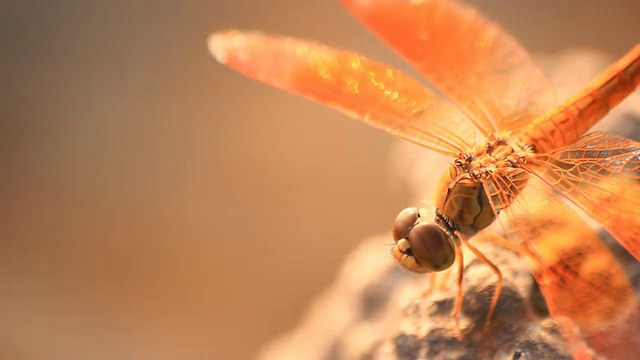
209, 0, 639, 358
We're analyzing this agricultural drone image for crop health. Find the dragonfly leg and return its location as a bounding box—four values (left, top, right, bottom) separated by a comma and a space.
435, 260, 455, 291
462, 238, 503, 333
451, 244, 465, 335
421, 272, 438, 298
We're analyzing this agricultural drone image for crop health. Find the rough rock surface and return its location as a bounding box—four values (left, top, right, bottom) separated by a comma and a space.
257, 236, 574, 360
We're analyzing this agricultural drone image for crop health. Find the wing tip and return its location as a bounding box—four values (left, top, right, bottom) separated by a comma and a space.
207, 30, 247, 64
207, 32, 230, 64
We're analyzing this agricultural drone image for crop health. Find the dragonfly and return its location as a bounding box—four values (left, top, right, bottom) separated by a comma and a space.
209, 0, 640, 358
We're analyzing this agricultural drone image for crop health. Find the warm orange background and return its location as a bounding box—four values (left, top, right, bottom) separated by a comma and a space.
2, 1, 639, 359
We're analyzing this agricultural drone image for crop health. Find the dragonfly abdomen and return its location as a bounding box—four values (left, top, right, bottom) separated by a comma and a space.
520, 45, 640, 154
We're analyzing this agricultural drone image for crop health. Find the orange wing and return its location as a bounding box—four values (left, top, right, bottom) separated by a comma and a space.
342, 0, 556, 136
209, 30, 477, 156
525, 132, 640, 262
491, 176, 640, 359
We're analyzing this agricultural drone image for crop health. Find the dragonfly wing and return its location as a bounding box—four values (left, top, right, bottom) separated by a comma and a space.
342, 0, 556, 137
484, 176, 640, 359
526, 131, 640, 262
209, 30, 477, 156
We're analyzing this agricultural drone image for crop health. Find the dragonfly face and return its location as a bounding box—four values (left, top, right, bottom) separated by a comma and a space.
391, 207, 456, 273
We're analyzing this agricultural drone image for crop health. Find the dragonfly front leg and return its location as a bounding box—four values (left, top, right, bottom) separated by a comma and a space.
461, 237, 504, 334
452, 242, 464, 335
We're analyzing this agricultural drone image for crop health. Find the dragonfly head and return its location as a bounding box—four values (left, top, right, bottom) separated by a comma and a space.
391, 207, 456, 273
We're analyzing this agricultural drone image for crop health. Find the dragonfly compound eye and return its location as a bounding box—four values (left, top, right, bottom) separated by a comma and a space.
391, 212, 455, 274
407, 222, 455, 272
392, 207, 420, 241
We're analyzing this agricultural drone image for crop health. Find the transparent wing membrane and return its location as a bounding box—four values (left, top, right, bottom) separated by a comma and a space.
342, 0, 556, 137
527, 132, 640, 262
492, 176, 640, 359
209, 30, 477, 156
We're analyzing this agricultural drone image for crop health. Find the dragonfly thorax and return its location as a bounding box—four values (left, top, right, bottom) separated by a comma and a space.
440, 138, 530, 236
453, 137, 529, 180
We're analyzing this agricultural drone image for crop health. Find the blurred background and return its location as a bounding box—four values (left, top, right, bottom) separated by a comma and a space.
2, 1, 640, 359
